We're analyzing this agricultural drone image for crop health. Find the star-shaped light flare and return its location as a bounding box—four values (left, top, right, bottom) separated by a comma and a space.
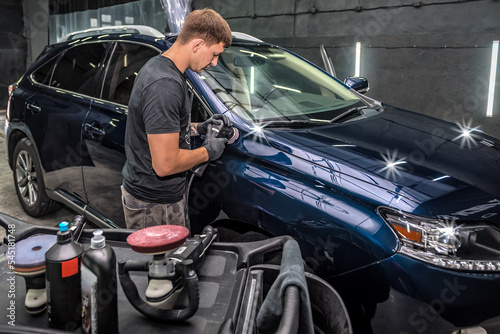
451, 119, 481, 150
378, 149, 407, 180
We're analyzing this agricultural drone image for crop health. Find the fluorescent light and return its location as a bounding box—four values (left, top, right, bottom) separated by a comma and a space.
240, 49, 267, 59
487, 40, 499, 117
273, 85, 301, 93
355, 42, 361, 77
250, 66, 255, 94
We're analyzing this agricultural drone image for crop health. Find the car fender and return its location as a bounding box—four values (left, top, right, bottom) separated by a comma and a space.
192, 130, 401, 276
5, 121, 39, 171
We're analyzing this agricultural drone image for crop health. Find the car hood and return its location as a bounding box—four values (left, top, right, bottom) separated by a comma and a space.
264, 105, 500, 223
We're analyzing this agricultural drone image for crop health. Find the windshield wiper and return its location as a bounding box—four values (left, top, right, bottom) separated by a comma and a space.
261, 119, 329, 128
330, 106, 368, 123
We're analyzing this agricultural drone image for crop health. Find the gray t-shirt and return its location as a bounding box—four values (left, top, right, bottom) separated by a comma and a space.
122, 55, 191, 203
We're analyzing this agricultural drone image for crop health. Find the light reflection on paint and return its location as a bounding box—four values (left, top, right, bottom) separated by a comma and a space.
378, 150, 407, 180
432, 175, 450, 182
452, 119, 481, 149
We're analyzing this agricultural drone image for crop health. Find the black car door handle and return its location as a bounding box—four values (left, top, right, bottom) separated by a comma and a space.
26, 102, 41, 114
84, 122, 105, 140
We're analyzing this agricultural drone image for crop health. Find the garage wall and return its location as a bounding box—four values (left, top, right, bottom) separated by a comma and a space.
48, 0, 166, 44
0, 0, 27, 108
196, 0, 500, 138
23, 0, 49, 68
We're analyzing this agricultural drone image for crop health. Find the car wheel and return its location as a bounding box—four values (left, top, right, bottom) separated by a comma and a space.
13, 138, 60, 216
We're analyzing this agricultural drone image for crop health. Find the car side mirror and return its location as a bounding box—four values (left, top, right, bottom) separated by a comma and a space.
344, 77, 369, 94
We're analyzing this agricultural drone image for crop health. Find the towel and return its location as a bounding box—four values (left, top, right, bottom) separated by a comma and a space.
256, 239, 315, 334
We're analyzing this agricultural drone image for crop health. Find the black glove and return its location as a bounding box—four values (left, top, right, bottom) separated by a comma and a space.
202, 124, 228, 161
197, 114, 233, 136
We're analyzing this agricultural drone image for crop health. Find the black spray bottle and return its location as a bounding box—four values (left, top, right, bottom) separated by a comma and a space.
45, 221, 84, 330
81, 230, 118, 334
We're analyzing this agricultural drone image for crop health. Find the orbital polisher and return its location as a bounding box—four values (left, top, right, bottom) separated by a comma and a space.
118, 225, 217, 321
191, 116, 239, 177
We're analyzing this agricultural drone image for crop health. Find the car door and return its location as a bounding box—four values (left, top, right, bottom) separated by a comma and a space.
82, 41, 160, 228
26, 42, 110, 207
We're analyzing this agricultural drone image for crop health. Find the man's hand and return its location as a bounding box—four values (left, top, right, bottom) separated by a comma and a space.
197, 114, 233, 135
202, 124, 228, 161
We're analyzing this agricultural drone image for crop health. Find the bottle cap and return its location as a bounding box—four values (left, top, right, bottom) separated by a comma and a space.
57, 221, 72, 243
59, 221, 69, 232
91, 230, 106, 249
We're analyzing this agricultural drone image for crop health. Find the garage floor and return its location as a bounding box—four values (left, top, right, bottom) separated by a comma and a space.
0, 110, 76, 240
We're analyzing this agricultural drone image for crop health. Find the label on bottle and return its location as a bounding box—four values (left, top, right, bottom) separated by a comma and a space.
81, 265, 98, 334
61, 257, 79, 277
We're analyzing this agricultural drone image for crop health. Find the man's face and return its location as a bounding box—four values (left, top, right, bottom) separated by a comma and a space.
192, 41, 225, 74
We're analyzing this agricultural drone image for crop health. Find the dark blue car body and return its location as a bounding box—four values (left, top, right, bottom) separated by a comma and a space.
5, 28, 500, 333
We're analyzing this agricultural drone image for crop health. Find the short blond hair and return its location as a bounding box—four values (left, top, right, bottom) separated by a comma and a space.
177, 8, 232, 48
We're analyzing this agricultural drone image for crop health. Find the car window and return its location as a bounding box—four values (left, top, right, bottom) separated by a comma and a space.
202, 44, 363, 124
101, 42, 159, 105
32, 55, 59, 85
191, 92, 211, 123
50, 42, 109, 97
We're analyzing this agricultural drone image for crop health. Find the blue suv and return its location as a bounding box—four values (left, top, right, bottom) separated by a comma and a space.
5, 26, 500, 333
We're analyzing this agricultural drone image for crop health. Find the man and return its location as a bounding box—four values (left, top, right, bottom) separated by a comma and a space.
121, 9, 233, 229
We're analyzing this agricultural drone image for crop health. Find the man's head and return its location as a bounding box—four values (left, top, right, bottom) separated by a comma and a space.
176, 9, 232, 73
178, 8, 232, 48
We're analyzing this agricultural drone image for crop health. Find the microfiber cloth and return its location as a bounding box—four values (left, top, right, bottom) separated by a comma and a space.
256, 239, 315, 334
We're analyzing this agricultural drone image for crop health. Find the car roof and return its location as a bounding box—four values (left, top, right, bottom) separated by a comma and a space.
60, 25, 165, 42
59, 25, 264, 44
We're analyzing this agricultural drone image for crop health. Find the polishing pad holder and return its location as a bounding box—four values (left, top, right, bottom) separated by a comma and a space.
4, 216, 85, 315
118, 225, 217, 321
5, 234, 57, 314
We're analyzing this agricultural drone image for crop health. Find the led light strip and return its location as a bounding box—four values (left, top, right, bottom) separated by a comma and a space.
355, 42, 361, 77
487, 40, 499, 117
401, 246, 500, 272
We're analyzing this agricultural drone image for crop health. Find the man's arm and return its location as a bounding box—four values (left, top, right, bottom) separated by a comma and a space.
148, 132, 208, 177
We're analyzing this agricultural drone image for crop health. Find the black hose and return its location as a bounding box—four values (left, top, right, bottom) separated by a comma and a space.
275, 285, 300, 334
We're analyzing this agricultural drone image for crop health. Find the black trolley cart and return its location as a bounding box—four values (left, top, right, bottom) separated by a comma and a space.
0, 213, 352, 334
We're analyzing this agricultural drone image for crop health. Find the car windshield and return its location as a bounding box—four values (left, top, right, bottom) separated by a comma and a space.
201, 43, 364, 125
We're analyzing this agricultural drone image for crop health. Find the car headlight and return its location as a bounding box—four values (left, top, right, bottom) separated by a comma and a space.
379, 207, 500, 271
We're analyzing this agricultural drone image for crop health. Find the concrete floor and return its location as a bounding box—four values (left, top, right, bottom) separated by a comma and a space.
0, 110, 76, 241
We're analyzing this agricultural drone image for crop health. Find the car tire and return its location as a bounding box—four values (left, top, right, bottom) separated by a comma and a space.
13, 137, 61, 217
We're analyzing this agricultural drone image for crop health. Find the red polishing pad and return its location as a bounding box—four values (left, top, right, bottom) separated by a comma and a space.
127, 225, 189, 254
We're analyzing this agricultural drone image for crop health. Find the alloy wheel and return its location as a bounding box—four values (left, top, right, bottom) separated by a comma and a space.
15, 149, 38, 207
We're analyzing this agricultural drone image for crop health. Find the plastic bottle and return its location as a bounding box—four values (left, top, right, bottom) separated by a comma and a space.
81, 230, 118, 334
45, 221, 84, 330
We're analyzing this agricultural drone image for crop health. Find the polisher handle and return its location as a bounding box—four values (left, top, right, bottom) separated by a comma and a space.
118, 259, 149, 275
201, 225, 217, 251
118, 260, 199, 321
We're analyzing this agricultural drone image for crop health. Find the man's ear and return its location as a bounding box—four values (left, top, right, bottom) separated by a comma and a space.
192, 39, 204, 53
